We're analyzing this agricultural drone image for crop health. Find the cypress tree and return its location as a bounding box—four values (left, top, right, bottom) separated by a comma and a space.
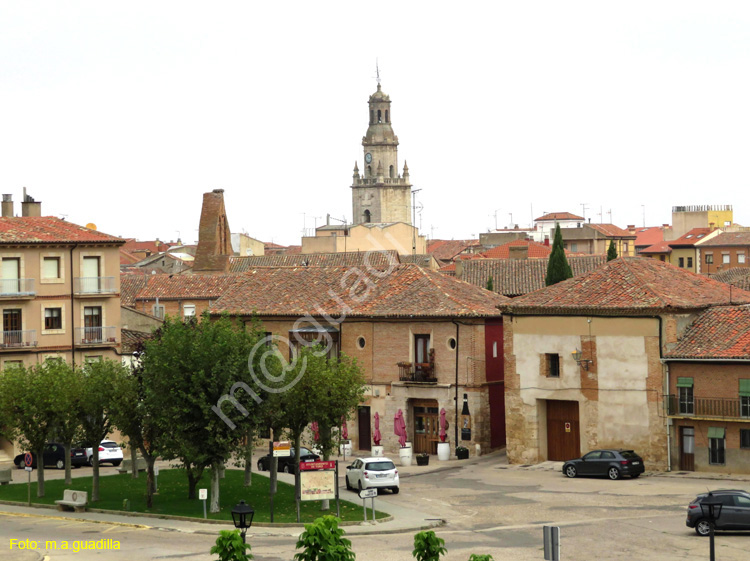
607, 239, 618, 261
545, 223, 573, 286
486, 275, 494, 291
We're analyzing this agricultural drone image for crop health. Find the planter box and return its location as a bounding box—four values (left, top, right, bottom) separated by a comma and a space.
416, 455, 430, 466
456, 448, 469, 460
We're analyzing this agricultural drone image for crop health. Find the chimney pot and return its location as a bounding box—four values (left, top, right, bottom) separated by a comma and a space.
1, 194, 13, 218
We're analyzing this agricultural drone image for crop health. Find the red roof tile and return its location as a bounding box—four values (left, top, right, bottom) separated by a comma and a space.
120, 249, 142, 265
535, 212, 584, 221
121, 239, 175, 254
135, 274, 236, 301
665, 305, 750, 359
212, 264, 507, 318
711, 268, 750, 292
481, 239, 552, 259
229, 251, 399, 272
587, 224, 636, 238
501, 257, 750, 315
668, 228, 712, 247
632, 226, 666, 248
697, 231, 750, 247
640, 241, 673, 254
427, 239, 481, 261
120, 275, 148, 308
0, 217, 124, 245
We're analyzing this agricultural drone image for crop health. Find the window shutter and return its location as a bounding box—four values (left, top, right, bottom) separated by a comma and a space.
707, 427, 725, 439
740, 379, 750, 397
676, 377, 693, 388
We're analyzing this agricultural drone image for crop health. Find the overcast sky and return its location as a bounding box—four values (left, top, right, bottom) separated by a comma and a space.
2, 2, 749, 246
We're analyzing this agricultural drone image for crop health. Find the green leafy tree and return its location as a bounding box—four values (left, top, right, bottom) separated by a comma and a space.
46, 361, 84, 485
413, 530, 447, 561
486, 275, 494, 291
79, 359, 130, 502
210, 529, 252, 561
294, 516, 355, 561
545, 223, 573, 286
607, 239, 618, 261
141, 313, 265, 511
0, 362, 68, 497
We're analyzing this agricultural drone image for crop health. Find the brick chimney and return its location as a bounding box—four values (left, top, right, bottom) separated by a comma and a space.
21, 188, 41, 217
543, 236, 550, 247
2, 194, 13, 218
193, 189, 233, 273
509, 246, 529, 260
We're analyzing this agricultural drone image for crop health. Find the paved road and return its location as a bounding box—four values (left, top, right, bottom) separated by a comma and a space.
2, 452, 750, 560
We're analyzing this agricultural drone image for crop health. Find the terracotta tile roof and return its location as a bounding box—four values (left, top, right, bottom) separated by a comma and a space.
632, 226, 666, 248
229, 251, 400, 272
0, 217, 124, 245
665, 305, 750, 359
120, 274, 148, 308
460, 255, 606, 297
427, 239, 481, 261
211, 264, 508, 318
121, 329, 152, 354
439, 263, 456, 276
501, 257, 750, 315
587, 223, 636, 238
135, 274, 236, 301
698, 231, 750, 247
640, 241, 673, 254
121, 239, 175, 254
481, 239, 552, 259
120, 249, 142, 265
668, 228, 712, 247
398, 254, 437, 268
711, 268, 750, 292
535, 212, 584, 221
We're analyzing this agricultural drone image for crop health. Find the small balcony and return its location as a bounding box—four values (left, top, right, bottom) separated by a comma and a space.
666, 394, 749, 420
398, 361, 437, 384
75, 326, 118, 346
0, 279, 36, 298
0, 330, 37, 349
73, 277, 117, 296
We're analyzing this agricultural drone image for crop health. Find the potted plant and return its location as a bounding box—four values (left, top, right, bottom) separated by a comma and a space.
416, 452, 430, 466
455, 446, 469, 460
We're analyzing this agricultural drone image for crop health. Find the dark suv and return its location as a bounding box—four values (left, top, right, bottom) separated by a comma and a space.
686, 490, 750, 536
562, 449, 645, 480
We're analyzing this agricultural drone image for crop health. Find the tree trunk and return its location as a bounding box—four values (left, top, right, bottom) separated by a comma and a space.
320, 425, 331, 511
64, 441, 72, 485
186, 464, 204, 500
210, 464, 220, 513
294, 431, 302, 523
244, 432, 253, 487
92, 446, 100, 502
144, 455, 156, 509
130, 444, 138, 479
36, 446, 45, 498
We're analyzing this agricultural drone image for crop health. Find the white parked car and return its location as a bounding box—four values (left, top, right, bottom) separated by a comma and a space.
345, 457, 399, 494
86, 440, 123, 466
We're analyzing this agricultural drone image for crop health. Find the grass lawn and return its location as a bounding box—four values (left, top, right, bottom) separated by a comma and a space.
0, 468, 388, 523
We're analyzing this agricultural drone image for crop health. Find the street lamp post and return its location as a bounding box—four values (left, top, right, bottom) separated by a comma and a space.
700, 493, 723, 561
231, 500, 255, 544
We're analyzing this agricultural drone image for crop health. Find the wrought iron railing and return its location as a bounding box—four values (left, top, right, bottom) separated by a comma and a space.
0, 330, 37, 348
666, 394, 749, 419
398, 361, 437, 383
75, 326, 117, 345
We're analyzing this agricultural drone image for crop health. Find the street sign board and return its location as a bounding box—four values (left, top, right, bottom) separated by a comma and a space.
199, 488, 208, 500
299, 460, 336, 471
24, 453, 33, 467
24, 466, 33, 472
273, 441, 291, 457
359, 488, 377, 499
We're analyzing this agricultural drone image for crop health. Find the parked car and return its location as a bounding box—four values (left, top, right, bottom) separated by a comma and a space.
562, 449, 644, 480
686, 490, 750, 536
256, 447, 320, 473
85, 440, 123, 466
14, 443, 88, 470
345, 457, 399, 494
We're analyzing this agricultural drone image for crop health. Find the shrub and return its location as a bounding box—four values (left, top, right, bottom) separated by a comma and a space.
294, 515, 355, 561
210, 530, 252, 561
413, 530, 447, 561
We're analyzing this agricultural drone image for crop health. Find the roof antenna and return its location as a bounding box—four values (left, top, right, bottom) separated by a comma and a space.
375, 59, 381, 86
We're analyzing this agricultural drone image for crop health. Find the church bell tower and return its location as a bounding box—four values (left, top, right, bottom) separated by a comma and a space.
351, 83, 412, 225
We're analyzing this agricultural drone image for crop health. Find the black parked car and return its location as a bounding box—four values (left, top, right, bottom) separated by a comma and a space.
562, 449, 645, 480
257, 447, 320, 473
14, 443, 88, 470
686, 490, 750, 536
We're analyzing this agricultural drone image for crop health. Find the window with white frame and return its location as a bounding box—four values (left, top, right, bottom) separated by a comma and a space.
739, 252, 746, 264
722, 253, 730, 264
183, 304, 196, 318
705, 253, 714, 264
42, 257, 61, 279
677, 377, 694, 414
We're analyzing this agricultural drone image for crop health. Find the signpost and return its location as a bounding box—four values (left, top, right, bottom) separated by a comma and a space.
199, 488, 208, 519
297, 460, 340, 519
272, 441, 291, 457
154, 465, 159, 491
24, 453, 33, 506
359, 488, 377, 522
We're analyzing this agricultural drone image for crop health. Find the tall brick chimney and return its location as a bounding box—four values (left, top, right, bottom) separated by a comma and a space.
2, 194, 13, 218
193, 189, 233, 273
21, 188, 41, 217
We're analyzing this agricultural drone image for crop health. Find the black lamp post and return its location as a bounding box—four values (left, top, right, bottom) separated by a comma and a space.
699, 493, 723, 561
231, 500, 255, 544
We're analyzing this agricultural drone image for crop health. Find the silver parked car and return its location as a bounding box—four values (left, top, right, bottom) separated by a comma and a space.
345, 457, 399, 494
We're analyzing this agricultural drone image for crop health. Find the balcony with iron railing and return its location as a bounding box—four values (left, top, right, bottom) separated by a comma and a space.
75, 326, 118, 346
0, 329, 37, 349
0, 279, 36, 298
665, 394, 750, 420
397, 361, 437, 384
73, 277, 117, 296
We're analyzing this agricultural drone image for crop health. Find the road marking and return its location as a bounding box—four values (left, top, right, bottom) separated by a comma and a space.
0, 510, 151, 530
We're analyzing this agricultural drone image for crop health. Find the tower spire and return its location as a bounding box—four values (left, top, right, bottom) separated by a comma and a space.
376, 59, 381, 86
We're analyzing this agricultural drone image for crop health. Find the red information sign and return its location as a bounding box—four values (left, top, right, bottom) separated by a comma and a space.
564, 422, 571, 433
299, 460, 336, 471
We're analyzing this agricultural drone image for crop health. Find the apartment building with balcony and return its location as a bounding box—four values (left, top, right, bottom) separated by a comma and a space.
0, 195, 124, 463
664, 305, 750, 473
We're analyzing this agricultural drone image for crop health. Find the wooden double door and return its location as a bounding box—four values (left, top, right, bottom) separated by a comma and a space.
546, 400, 580, 461
413, 399, 440, 454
